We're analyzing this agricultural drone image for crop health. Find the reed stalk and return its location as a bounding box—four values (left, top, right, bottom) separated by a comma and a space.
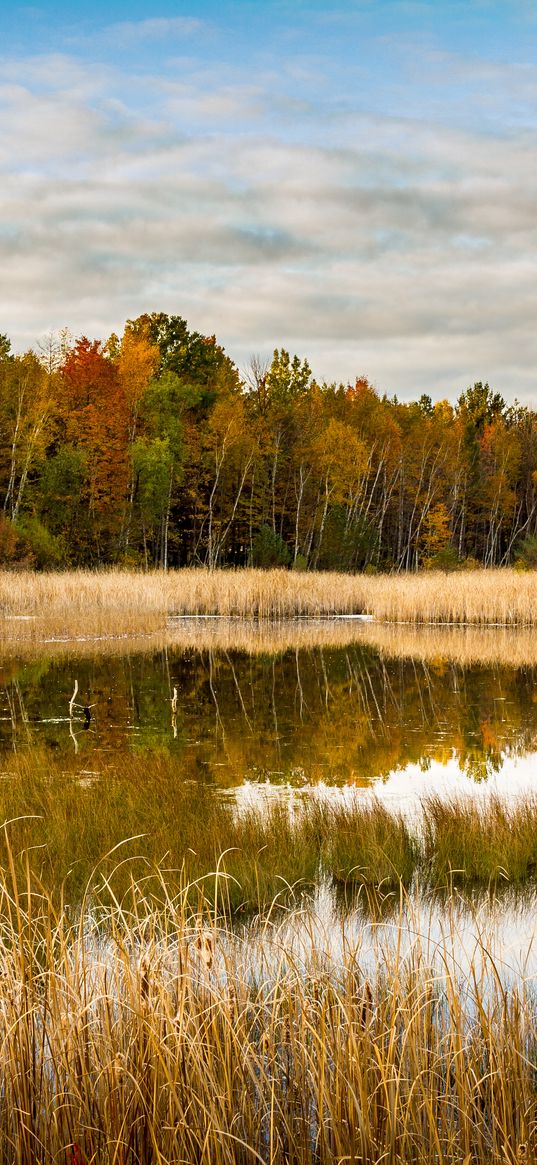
0, 854, 533, 1164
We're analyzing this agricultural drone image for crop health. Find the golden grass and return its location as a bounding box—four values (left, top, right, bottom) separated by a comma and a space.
2, 568, 537, 648
0, 855, 534, 1164
2, 754, 537, 904
0, 568, 370, 638
360, 567, 537, 625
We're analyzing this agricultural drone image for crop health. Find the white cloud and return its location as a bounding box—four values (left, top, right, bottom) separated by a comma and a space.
106, 17, 206, 45
1, 43, 537, 400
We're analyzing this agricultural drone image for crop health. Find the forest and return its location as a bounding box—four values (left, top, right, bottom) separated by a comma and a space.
1, 311, 536, 571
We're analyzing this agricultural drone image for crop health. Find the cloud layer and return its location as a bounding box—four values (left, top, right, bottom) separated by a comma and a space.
2, 8, 537, 401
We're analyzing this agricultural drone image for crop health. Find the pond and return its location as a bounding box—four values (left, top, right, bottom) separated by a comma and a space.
2, 631, 537, 786
2, 621, 537, 911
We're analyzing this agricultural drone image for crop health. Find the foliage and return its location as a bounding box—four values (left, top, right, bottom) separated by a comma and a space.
14, 516, 65, 568
0, 515, 33, 567
249, 524, 291, 568
424, 544, 461, 570
2, 318, 537, 569
514, 533, 537, 569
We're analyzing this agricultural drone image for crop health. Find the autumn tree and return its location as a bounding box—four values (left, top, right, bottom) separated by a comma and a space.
1, 317, 535, 573
128, 312, 240, 402
58, 338, 130, 560
199, 394, 258, 568
0, 350, 55, 524
131, 371, 198, 569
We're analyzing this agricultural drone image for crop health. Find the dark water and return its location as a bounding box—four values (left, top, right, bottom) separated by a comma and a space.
1, 643, 537, 787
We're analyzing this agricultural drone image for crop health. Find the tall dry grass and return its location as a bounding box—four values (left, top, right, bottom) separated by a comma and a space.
3, 568, 537, 644
358, 568, 537, 625
0, 855, 534, 1164
0, 568, 371, 640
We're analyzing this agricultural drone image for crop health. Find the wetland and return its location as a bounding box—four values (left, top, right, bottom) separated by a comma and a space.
3, 576, 537, 1162
2, 620, 537, 901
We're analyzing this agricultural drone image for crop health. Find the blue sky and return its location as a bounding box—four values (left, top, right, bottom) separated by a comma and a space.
2, 1, 537, 398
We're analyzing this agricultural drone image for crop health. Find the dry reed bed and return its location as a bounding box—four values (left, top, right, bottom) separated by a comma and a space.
2, 569, 537, 643
0, 861, 535, 1165
359, 568, 537, 625
0, 568, 369, 636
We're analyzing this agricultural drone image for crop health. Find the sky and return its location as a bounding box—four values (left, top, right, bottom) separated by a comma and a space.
2, 0, 537, 400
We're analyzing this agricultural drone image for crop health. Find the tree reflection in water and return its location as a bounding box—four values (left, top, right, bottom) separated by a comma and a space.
0, 637, 536, 786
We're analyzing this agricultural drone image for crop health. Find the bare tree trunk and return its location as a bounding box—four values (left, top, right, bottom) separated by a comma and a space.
212, 455, 254, 568
293, 463, 310, 562
162, 462, 174, 571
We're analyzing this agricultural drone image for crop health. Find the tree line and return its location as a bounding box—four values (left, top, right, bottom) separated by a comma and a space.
1, 312, 536, 571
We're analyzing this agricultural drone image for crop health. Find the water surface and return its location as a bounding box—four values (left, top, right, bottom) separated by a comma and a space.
2, 632, 537, 790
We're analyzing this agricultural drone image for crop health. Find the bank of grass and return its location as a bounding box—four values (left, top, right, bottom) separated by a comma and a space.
322, 800, 417, 890
0, 754, 323, 912
0, 859, 534, 1164
3, 755, 537, 905
423, 794, 537, 886
3, 567, 537, 643
319, 793, 537, 892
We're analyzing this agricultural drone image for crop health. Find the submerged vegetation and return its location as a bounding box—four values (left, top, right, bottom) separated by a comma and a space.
0, 856, 535, 1164
1, 756, 537, 907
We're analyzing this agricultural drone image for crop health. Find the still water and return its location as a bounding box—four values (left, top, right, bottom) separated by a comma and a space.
1, 636, 537, 791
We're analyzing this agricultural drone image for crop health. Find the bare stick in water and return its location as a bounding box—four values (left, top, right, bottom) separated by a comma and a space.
69, 680, 79, 718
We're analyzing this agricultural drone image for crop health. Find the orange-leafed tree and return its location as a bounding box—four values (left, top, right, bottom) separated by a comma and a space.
60, 338, 130, 558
